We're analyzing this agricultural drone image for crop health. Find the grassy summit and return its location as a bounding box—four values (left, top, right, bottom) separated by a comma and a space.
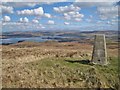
2, 41, 119, 89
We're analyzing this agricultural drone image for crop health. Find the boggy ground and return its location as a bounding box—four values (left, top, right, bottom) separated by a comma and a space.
1, 41, 119, 89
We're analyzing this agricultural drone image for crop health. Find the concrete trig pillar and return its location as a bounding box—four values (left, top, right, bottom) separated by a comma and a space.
91, 34, 108, 65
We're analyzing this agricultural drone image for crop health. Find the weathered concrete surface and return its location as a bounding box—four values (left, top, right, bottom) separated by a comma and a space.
91, 34, 107, 65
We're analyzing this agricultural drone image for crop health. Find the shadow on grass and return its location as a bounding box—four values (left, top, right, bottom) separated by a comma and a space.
65, 59, 91, 65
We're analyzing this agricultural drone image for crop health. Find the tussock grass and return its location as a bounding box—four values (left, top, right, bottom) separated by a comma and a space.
2, 41, 119, 89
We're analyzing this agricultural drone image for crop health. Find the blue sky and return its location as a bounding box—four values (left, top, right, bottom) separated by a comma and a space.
1, 1, 119, 32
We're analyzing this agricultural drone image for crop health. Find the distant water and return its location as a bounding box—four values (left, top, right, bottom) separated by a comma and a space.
0, 36, 69, 45
0, 37, 47, 45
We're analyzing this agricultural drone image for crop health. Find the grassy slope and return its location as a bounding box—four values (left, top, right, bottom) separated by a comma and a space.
2, 41, 119, 89
25, 57, 118, 88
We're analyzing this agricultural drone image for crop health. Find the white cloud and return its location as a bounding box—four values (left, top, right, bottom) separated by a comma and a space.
14, 2, 39, 7
44, 13, 52, 18
48, 20, 54, 24
72, 12, 84, 18
2, 0, 67, 2
64, 22, 70, 25
111, 19, 118, 23
53, 4, 80, 13
20, 18, 23, 22
53, 4, 84, 21
97, 6, 118, 20
73, 1, 119, 20
17, 7, 44, 15
74, 1, 118, 10
32, 19, 39, 23
2, 2, 40, 8
23, 17, 29, 23
3, 15, 11, 22
19, 17, 29, 23
2, 22, 48, 32
98, 6, 118, 14
26, 3, 39, 7
2, 0, 14, 2
75, 18, 82, 21
64, 16, 71, 20
107, 21, 110, 24
75, 0, 119, 2
1, 5, 14, 14
63, 13, 71, 20
17, 7, 52, 18
64, 11, 84, 20
41, 26, 45, 29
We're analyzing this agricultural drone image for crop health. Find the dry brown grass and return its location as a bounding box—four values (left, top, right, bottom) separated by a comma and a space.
1, 41, 118, 88
2, 41, 93, 63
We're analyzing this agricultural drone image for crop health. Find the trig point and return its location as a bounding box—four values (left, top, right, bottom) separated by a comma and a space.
91, 34, 108, 65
